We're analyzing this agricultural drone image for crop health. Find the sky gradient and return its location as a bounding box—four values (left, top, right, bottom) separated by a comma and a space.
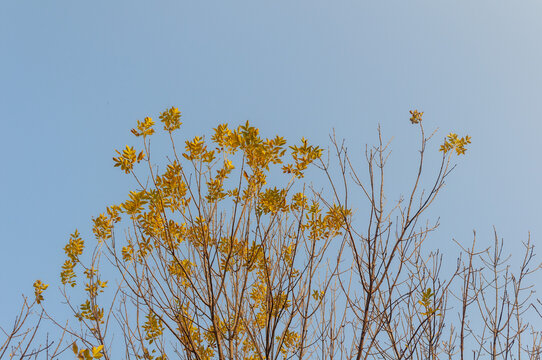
1, 0, 541, 327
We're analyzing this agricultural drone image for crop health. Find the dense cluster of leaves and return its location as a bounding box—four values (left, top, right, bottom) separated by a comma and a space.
36, 107, 350, 360
439, 133, 472, 155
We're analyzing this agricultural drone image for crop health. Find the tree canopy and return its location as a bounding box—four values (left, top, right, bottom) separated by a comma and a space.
3, 108, 541, 360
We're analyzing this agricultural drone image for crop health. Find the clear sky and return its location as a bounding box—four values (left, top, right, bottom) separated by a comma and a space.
1, 0, 541, 330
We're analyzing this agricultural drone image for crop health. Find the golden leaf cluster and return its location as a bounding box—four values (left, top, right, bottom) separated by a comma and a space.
33, 280, 48, 304
143, 311, 165, 344
440, 133, 472, 155
160, 106, 182, 132
131, 117, 156, 137
92, 206, 120, 242
283, 137, 323, 178
61, 230, 84, 287
418, 288, 441, 317
76, 299, 104, 323
409, 109, 423, 124
72, 343, 104, 360
113, 145, 145, 174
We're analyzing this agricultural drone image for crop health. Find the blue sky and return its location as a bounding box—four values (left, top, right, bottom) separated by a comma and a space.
1, 0, 541, 329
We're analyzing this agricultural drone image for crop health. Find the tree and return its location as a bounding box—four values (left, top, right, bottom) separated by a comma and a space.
3, 107, 541, 359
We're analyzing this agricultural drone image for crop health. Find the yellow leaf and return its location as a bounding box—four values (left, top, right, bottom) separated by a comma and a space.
92, 345, 104, 359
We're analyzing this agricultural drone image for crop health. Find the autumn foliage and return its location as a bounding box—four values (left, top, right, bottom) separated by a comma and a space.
3, 108, 541, 360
